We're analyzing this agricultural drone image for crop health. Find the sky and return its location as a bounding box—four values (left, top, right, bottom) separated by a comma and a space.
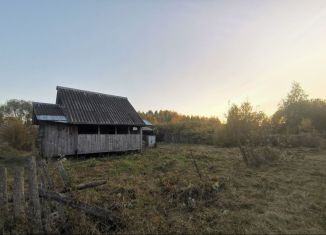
0, 1, 326, 119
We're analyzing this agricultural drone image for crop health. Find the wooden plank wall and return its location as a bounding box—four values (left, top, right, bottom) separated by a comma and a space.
77, 134, 141, 154
40, 123, 142, 157
41, 124, 77, 158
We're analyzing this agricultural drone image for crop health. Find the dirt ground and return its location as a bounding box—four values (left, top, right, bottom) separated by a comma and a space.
59, 144, 326, 234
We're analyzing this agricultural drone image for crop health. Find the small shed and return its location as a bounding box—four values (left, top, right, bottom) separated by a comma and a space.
33, 86, 145, 158
142, 119, 156, 148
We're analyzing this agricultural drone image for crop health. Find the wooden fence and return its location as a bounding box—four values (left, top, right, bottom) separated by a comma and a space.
0, 156, 119, 234
0, 157, 43, 233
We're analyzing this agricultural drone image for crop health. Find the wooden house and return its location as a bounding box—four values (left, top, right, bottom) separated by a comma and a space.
33, 86, 145, 158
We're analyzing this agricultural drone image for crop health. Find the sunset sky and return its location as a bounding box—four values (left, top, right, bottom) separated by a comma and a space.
0, 1, 326, 119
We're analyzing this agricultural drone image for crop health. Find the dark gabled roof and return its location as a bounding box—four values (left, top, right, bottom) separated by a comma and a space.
55, 86, 144, 125
33, 102, 67, 123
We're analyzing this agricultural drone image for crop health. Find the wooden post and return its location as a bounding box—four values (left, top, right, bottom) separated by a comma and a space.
13, 167, 25, 219
39, 160, 54, 190
38, 163, 53, 234
140, 127, 143, 152
57, 160, 71, 190
0, 167, 8, 231
27, 157, 42, 233
40, 160, 66, 233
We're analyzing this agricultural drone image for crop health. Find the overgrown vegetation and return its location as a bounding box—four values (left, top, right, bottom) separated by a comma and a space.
273, 82, 326, 134
140, 82, 326, 148
138, 110, 223, 145
0, 100, 37, 153
59, 144, 326, 234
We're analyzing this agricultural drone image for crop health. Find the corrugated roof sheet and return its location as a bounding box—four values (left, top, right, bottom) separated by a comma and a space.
33, 102, 67, 123
33, 102, 64, 116
55, 86, 145, 125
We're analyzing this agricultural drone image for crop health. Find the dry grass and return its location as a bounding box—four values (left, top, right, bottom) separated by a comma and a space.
54, 144, 326, 234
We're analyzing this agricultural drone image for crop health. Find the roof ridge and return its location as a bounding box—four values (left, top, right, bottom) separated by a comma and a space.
32, 102, 60, 106
56, 86, 128, 100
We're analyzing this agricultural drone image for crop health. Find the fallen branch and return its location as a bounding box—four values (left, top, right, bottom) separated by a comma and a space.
38, 189, 120, 227
59, 180, 107, 193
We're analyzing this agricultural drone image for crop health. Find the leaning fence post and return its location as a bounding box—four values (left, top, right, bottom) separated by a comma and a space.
27, 157, 43, 233
13, 167, 25, 220
0, 167, 8, 231
57, 160, 72, 191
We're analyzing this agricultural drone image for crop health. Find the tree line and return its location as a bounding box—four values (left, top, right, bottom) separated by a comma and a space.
1, 82, 326, 153
140, 82, 326, 147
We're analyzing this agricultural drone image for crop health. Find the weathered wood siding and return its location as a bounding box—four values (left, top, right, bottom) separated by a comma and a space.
40, 123, 142, 157
77, 134, 141, 154
40, 124, 77, 158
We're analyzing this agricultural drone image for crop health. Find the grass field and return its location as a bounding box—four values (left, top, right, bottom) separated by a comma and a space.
55, 144, 326, 234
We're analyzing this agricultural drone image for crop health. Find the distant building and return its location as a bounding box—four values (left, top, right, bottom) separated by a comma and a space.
142, 119, 156, 148
33, 86, 145, 157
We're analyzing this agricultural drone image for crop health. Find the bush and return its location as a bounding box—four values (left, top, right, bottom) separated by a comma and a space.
269, 133, 322, 148
0, 118, 37, 151
0, 142, 21, 157
155, 121, 221, 146
240, 146, 281, 167
288, 133, 322, 148
140, 110, 222, 146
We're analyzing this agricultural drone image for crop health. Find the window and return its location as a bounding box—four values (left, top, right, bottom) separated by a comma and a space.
131, 126, 140, 134
78, 125, 98, 134
100, 125, 115, 134
116, 125, 129, 134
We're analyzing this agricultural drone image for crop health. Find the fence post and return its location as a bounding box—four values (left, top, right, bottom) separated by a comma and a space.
27, 157, 43, 233
0, 167, 8, 231
38, 161, 54, 234
57, 160, 72, 190
40, 160, 66, 233
13, 167, 25, 220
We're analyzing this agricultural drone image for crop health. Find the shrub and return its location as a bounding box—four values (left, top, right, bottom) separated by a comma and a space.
288, 133, 322, 148
0, 118, 37, 151
269, 133, 322, 148
239, 146, 281, 168
0, 142, 21, 157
